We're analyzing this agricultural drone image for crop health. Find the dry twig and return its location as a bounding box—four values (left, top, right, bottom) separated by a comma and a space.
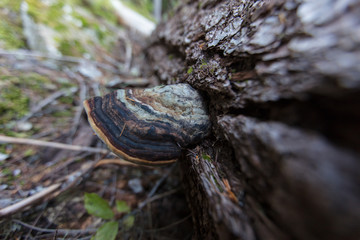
18, 87, 78, 123
144, 214, 191, 232
0, 135, 108, 154
139, 188, 180, 209
0, 49, 120, 74
146, 163, 177, 198
12, 220, 97, 236
0, 184, 61, 217
65, 70, 87, 141
0, 161, 97, 217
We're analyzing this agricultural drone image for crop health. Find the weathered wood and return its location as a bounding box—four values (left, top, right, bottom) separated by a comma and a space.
146, 0, 360, 239
219, 115, 360, 240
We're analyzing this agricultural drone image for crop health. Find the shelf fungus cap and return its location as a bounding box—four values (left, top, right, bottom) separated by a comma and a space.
83, 83, 211, 165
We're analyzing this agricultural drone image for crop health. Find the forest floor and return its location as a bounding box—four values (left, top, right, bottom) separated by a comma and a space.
0, 1, 191, 239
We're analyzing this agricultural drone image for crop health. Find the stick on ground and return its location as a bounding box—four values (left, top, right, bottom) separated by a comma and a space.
12, 219, 97, 236
0, 184, 61, 217
0, 135, 108, 154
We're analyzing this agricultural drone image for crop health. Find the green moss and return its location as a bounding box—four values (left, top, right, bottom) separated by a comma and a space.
12, 0, 121, 58
19, 180, 25, 186
93, 24, 106, 41
52, 110, 73, 117
0, 0, 22, 11
1, 168, 12, 177
58, 39, 86, 56
24, 149, 35, 157
44, 2, 65, 27
202, 154, 212, 162
25, 0, 46, 21
0, 145, 6, 153
0, 82, 30, 125
71, 9, 117, 50
199, 61, 207, 69
0, 167, 20, 183
56, 78, 77, 89
86, 0, 118, 24
0, 73, 52, 127
72, 12, 91, 28
23, 73, 53, 93
0, 128, 32, 137
187, 67, 194, 74
0, 12, 26, 49
26, 0, 64, 27
58, 96, 74, 105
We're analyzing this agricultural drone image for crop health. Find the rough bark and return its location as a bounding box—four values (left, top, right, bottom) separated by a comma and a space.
146, 0, 360, 239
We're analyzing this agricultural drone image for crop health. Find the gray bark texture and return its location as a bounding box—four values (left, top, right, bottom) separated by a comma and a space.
145, 0, 360, 239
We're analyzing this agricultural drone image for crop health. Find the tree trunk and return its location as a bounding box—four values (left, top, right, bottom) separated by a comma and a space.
145, 0, 360, 239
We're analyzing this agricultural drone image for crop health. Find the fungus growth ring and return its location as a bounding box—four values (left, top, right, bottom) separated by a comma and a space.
83, 84, 210, 165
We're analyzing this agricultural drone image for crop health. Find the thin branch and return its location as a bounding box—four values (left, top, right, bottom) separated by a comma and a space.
139, 188, 180, 209
110, 172, 118, 205
40, 152, 93, 182
123, 36, 133, 71
0, 49, 120, 74
55, 161, 96, 192
18, 87, 78, 123
144, 214, 191, 232
65, 70, 87, 141
119, 188, 181, 231
24, 206, 46, 240
147, 163, 177, 198
0, 135, 108, 154
12, 220, 97, 236
0, 161, 97, 217
0, 184, 61, 217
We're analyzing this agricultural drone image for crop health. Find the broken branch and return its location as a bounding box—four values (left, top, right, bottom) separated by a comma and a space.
0, 135, 108, 154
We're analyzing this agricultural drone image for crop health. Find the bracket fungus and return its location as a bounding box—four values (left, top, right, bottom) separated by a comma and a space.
83, 84, 211, 165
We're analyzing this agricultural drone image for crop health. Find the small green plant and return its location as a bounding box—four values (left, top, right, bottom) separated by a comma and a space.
84, 193, 134, 240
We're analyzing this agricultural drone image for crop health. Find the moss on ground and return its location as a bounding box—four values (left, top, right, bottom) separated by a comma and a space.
0, 80, 29, 125
0, 18, 25, 49
0, 0, 22, 11
0, 0, 26, 49
58, 39, 86, 56
85, 0, 118, 24
0, 73, 52, 127
122, 0, 155, 22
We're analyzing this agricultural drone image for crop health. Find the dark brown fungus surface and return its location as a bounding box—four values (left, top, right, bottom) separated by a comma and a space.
83, 84, 211, 165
